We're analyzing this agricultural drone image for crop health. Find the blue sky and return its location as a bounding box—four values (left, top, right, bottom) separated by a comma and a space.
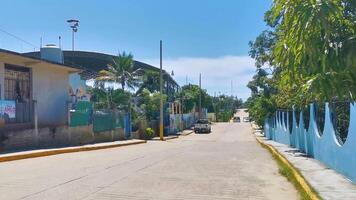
0, 0, 271, 100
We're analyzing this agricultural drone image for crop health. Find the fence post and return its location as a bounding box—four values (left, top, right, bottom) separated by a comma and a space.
111, 110, 115, 141
67, 101, 72, 144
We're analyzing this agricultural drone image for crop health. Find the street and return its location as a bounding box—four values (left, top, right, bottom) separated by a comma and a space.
0, 121, 297, 200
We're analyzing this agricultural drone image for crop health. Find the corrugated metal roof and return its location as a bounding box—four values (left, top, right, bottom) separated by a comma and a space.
23, 50, 178, 86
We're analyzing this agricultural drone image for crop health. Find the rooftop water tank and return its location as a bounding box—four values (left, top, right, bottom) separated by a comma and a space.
40, 44, 64, 64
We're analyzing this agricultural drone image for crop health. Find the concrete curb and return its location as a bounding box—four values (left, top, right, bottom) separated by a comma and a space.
151, 130, 194, 141
164, 135, 179, 140
180, 130, 194, 136
0, 140, 147, 163
151, 135, 179, 141
255, 136, 320, 200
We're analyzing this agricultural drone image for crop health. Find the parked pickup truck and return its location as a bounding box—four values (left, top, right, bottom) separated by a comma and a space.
194, 119, 211, 133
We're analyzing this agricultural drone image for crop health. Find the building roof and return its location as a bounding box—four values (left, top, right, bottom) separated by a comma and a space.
23, 50, 178, 87
0, 48, 81, 72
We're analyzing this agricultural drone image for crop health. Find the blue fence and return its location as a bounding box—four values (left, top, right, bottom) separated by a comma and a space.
264, 102, 356, 183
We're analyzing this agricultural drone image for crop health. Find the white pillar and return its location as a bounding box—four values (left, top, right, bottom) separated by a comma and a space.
34, 100, 39, 146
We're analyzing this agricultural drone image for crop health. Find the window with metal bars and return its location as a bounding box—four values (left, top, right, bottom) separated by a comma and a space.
4, 64, 31, 102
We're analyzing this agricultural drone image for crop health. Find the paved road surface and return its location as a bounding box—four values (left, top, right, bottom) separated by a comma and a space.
0, 120, 297, 199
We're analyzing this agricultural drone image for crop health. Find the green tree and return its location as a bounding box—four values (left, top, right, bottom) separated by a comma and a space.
88, 86, 131, 109
136, 70, 160, 94
111, 89, 131, 109
139, 89, 167, 121
246, 0, 355, 126
178, 84, 212, 113
268, 0, 356, 102
246, 30, 278, 125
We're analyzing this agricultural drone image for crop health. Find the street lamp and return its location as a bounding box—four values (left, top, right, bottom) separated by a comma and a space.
67, 19, 79, 51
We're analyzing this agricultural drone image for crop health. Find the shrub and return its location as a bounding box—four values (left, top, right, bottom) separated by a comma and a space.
146, 128, 155, 139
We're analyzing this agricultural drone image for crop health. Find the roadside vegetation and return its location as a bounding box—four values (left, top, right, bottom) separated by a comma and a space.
177, 85, 242, 122
87, 51, 244, 138
246, 0, 356, 127
258, 140, 321, 200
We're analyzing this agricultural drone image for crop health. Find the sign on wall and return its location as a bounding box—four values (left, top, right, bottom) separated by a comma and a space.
0, 100, 16, 119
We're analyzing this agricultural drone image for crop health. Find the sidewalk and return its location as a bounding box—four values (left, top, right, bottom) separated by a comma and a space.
151, 129, 194, 140
256, 134, 356, 200
0, 139, 146, 163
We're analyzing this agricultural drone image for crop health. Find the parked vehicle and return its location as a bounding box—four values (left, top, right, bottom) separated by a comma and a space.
194, 119, 211, 133
233, 116, 241, 122
243, 117, 250, 122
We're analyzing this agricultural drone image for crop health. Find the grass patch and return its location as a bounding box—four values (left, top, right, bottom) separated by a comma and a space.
272, 152, 311, 200
258, 140, 322, 200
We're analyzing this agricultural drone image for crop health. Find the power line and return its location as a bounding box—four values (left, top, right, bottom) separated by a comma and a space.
0, 27, 38, 49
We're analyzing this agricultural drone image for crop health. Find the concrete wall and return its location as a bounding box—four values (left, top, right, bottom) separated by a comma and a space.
0, 62, 4, 99
69, 73, 87, 94
264, 103, 356, 183
31, 63, 69, 126
183, 113, 195, 129
207, 113, 216, 122
169, 114, 182, 134
1, 125, 125, 152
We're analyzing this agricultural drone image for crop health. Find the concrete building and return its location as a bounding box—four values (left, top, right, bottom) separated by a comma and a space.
0, 47, 129, 151
0, 48, 80, 130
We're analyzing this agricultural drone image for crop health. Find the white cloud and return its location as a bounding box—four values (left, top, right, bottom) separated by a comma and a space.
142, 55, 255, 100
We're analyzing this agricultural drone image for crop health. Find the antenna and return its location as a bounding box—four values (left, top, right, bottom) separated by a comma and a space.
40, 37, 42, 48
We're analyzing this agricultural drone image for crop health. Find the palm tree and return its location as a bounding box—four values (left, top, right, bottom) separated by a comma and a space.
96, 52, 141, 91
136, 70, 160, 95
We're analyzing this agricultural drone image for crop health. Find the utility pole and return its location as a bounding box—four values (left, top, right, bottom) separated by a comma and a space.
159, 40, 164, 141
199, 73, 202, 119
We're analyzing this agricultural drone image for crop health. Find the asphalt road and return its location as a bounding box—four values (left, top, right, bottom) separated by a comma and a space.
0, 119, 297, 199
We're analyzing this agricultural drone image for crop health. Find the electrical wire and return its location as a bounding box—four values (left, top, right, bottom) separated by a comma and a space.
0, 27, 38, 49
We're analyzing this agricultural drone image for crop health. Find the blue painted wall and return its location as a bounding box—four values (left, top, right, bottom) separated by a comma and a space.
264, 103, 356, 183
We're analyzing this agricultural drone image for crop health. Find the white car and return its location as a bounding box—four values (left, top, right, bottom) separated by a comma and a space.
194, 119, 211, 133
243, 117, 250, 122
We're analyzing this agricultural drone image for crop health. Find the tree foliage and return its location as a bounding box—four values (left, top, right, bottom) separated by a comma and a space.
88, 86, 130, 109
269, 0, 356, 102
139, 89, 167, 121
178, 84, 212, 113
247, 0, 356, 126
136, 70, 160, 94
212, 95, 243, 122
96, 52, 142, 90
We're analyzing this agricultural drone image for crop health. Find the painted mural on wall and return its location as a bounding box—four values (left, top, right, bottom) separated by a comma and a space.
183, 113, 195, 129
169, 114, 182, 134
264, 102, 356, 183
